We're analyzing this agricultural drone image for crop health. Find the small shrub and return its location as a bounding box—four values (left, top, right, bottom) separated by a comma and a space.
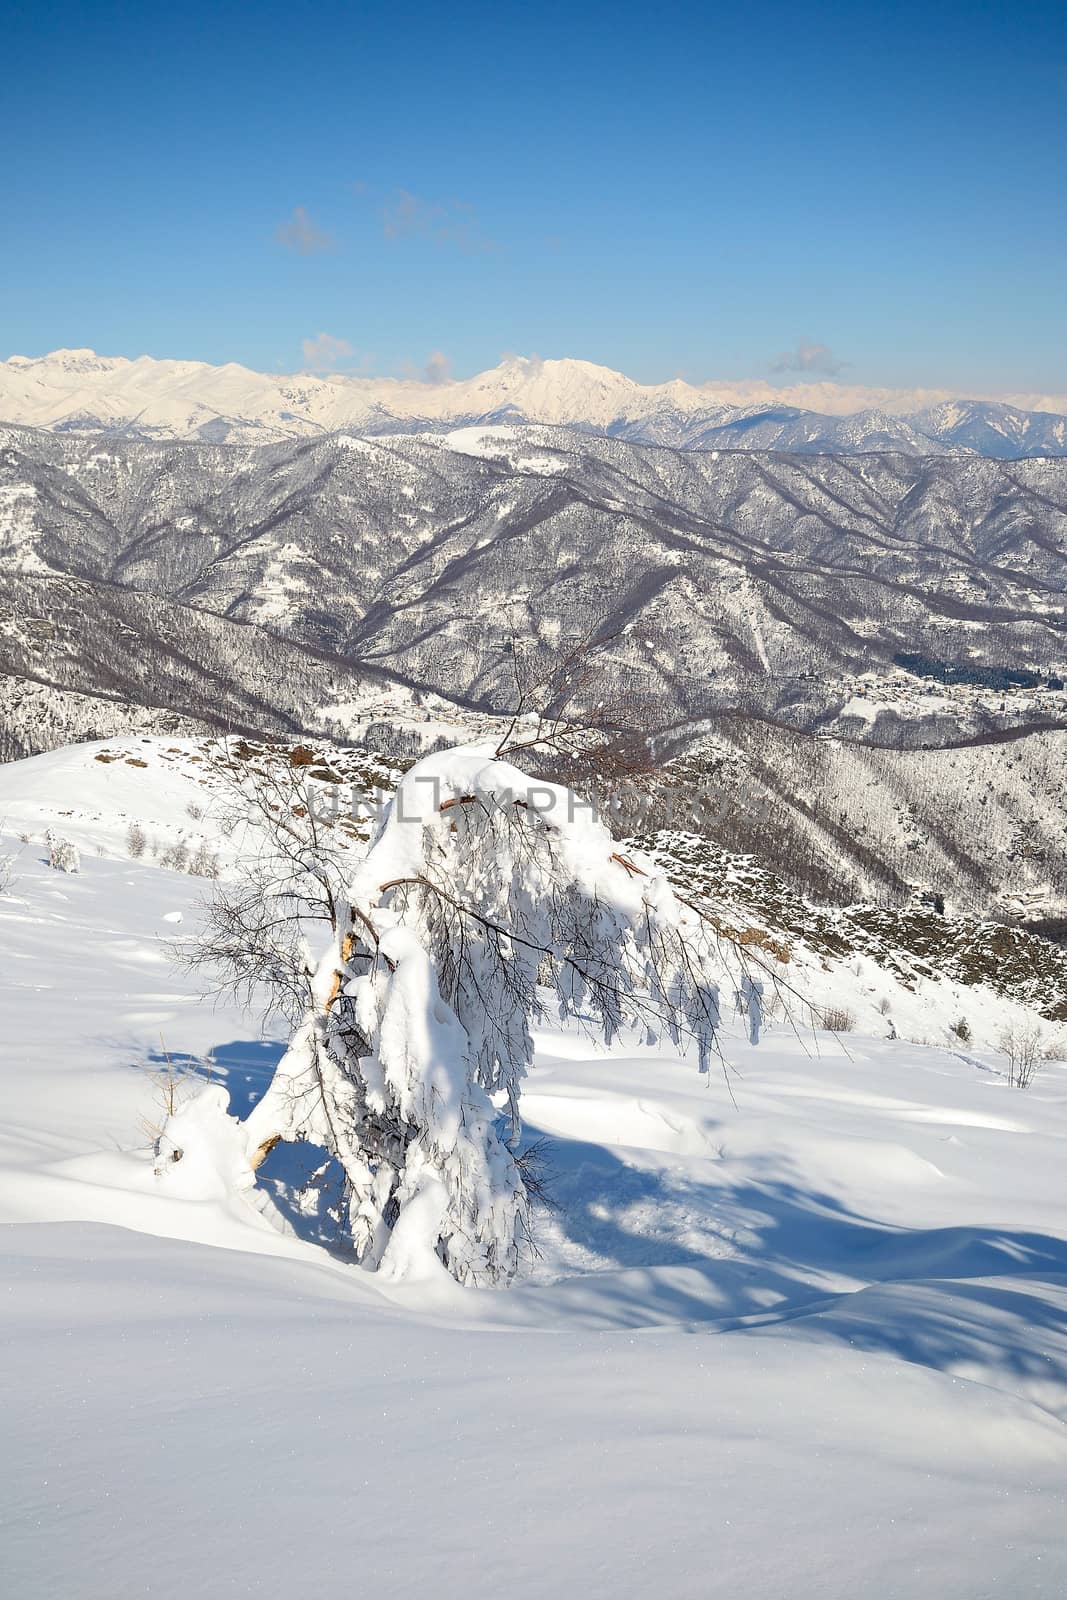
950, 1016, 972, 1044
158, 841, 190, 873
998, 1024, 1062, 1089
189, 843, 220, 879
140, 1042, 196, 1146
821, 1006, 856, 1033
45, 829, 80, 874
126, 822, 147, 859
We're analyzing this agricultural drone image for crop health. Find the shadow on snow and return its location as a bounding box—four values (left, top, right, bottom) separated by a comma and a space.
514, 1113, 1067, 1414
143, 1039, 350, 1254
134, 1039, 1067, 1411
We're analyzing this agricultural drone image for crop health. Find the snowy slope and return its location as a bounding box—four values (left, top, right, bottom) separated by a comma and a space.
4, 347, 1067, 453
0, 734, 437, 870
2, 810, 1067, 1596
0, 737, 241, 856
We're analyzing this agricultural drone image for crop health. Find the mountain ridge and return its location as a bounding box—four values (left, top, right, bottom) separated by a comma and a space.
3, 419, 1065, 735
2, 418, 1065, 916
4, 348, 1067, 456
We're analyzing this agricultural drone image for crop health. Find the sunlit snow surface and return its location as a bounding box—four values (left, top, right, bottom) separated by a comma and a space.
2, 843, 1067, 1597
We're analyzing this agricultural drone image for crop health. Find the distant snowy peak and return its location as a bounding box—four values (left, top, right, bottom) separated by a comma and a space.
2, 348, 1067, 456
912, 400, 1067, 459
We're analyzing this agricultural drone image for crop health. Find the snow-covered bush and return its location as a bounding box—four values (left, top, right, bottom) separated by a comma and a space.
178, 744, 761, 1287
45, 829, 80, 874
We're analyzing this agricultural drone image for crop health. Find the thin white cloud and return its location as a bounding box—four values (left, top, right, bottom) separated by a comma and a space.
276, 206, 335, 256
771, 340, 847, 377
301, 333, 370, 373
499, 351, 544, 376
378, 188, 496, 255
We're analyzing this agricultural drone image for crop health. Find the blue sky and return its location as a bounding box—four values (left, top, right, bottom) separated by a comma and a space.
4, 0, 1066, 391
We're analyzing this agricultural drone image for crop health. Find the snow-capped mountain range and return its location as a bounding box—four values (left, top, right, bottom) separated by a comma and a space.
4, 348, 1067, 456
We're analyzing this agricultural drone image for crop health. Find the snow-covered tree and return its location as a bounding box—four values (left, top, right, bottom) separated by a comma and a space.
168, 743, 764, 1286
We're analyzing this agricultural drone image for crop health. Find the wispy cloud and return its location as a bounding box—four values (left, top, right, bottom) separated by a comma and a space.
500, 351, 544, 375
377, 187, 496, 255
301, 333, 373, 374
771, 339, 848, 377
276, 206, 335, 256
396, 349, 455, 383
423, 350, 452, 384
